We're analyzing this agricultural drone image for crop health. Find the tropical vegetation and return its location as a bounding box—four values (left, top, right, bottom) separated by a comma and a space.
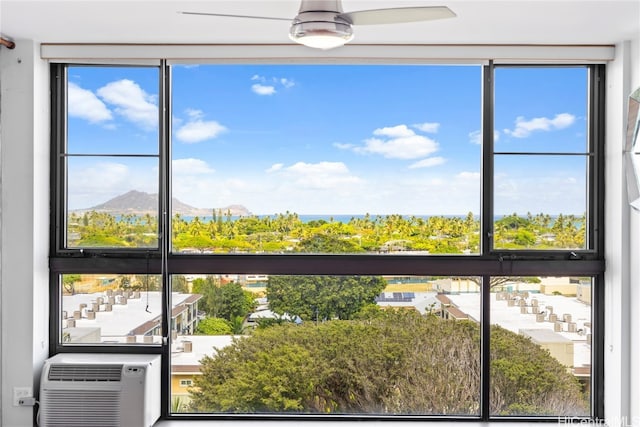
189, 309, 588, 416
67, 210, 586, 252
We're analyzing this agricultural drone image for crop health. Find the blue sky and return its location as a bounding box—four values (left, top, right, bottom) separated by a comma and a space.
66, 64, 587, 216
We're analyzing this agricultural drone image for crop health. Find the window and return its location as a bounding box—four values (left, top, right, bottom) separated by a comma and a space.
50, 62, 605, 421
492, 66, 593, 251
60, 65, 161, 249
60, 273, 163, 344
170, 64, 482, 255
489, 276, 593, 416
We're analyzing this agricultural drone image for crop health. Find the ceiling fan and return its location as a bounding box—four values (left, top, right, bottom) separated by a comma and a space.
181, 0, 456, 50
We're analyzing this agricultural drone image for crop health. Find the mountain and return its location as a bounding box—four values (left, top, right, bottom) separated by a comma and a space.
76, 190, 251, 217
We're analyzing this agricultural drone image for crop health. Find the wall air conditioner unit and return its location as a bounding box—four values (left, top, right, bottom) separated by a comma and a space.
40, 353, 161, 427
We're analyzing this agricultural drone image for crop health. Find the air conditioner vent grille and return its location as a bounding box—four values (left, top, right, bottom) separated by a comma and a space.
41, 389, 120, 426
48, 364, 123, 382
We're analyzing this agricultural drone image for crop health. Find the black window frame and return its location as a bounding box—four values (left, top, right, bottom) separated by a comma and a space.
49, 61, 606, 422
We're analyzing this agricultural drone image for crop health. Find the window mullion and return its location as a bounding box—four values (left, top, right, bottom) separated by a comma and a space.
590, 64, 606, 255
482, 62, 495, 256
160, 60, 172, 419
481, 274, 491, 420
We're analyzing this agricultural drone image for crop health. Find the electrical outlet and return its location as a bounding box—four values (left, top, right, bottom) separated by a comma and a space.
13, 387, 32, 406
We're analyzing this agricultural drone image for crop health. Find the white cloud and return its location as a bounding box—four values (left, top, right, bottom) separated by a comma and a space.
287, 161, 348, 175
280, 78, 295, 88
97, 79, 158, 130
457, 171, 481, 180
412, 122, 440, 133
185, 108, 204, 120
67, 82, 113, 124
343, 124, 442, 168
250, 75, 294, 95
172, 175, 249, 209
252, 83, 276, 96
333, 142, 354, 150
67, 161, 156, 210
172, 115, 184, 129
493, 169, 585, 215
469, 130, 482, 145
360, 125, 439, 159
373, 124, 415, 138
360, 134, 439, 160
172, 158, 215, 175
174, 109, 227, 143
409, 157, 446, 169
266, 163, 284, 173
279, 161, 362, 189
72, 162, 129, 189
504, 113, 576, 138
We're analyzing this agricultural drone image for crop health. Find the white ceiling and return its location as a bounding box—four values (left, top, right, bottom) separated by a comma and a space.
0, 0, 639, 47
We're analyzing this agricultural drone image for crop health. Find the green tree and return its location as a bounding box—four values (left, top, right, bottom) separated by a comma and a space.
296, 233, 363, 253
191, 277, 207, 295
192, 277, 254, 321
172, 275, 189, 293
196, 317, 233, 335
490, 325, 586, 415
194, 339, 316, 412
229, 316, 248, 335
62, 274, 81, 295
190, 310, 587, 415
218, 282, 255, 321
117, 275, 132, 290
266, 275, 386, 321
513, 228, 536, 247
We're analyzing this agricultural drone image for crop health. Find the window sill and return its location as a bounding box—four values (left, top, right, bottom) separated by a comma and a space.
156, 421, 567, 426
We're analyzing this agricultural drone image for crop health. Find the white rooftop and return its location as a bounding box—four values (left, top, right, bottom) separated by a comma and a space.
63, 291, 196, 338
448, 293, 591, 336
171, 335, 240, 371
447, 292, 592, 371
376, 291, 439, 313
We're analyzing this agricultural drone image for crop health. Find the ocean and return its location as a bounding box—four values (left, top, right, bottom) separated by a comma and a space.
175, 214, 477, 224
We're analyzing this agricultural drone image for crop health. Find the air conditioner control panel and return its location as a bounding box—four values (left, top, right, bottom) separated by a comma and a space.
124, 366, 146, 378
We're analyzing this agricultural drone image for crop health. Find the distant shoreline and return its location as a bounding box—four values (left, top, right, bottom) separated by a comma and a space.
68, 211, 585, 224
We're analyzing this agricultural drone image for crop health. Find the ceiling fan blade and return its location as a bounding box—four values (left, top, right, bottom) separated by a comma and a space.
340, 6, 455, 25
180, 11, 291, 22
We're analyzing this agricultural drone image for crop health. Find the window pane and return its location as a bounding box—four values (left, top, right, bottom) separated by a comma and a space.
493, 66, 590, 252
66, 156, 159, 248
170, 274, 481, 415
493, 155, 587, 250
488, 276, 591, 416
494, 67, 588, 154
67, 66, 159, 155
64, 65, 160, 250
60, 274, 169, 345
170, 65, 481, 255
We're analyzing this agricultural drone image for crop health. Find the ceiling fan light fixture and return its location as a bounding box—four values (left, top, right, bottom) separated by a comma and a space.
289, 20, 353, 50
183, 1, 456, 50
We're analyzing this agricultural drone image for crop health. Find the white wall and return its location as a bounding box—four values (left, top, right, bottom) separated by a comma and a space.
0, 40, 50, 427
0, 38, 639, 427
627, 32, 640, 426
605, 40, 631, 425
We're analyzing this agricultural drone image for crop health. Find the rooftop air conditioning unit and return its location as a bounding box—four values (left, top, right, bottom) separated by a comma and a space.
40, 353, 161, 427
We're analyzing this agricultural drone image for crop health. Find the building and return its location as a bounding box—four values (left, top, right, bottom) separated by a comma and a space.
1, 2, 639, 426
62, 291, 202, 343
539, 277, 580, 296
519, 329, 575, 370
170, 335, 237, 409
445, 290, 592, 377
432, 278, 481, 294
